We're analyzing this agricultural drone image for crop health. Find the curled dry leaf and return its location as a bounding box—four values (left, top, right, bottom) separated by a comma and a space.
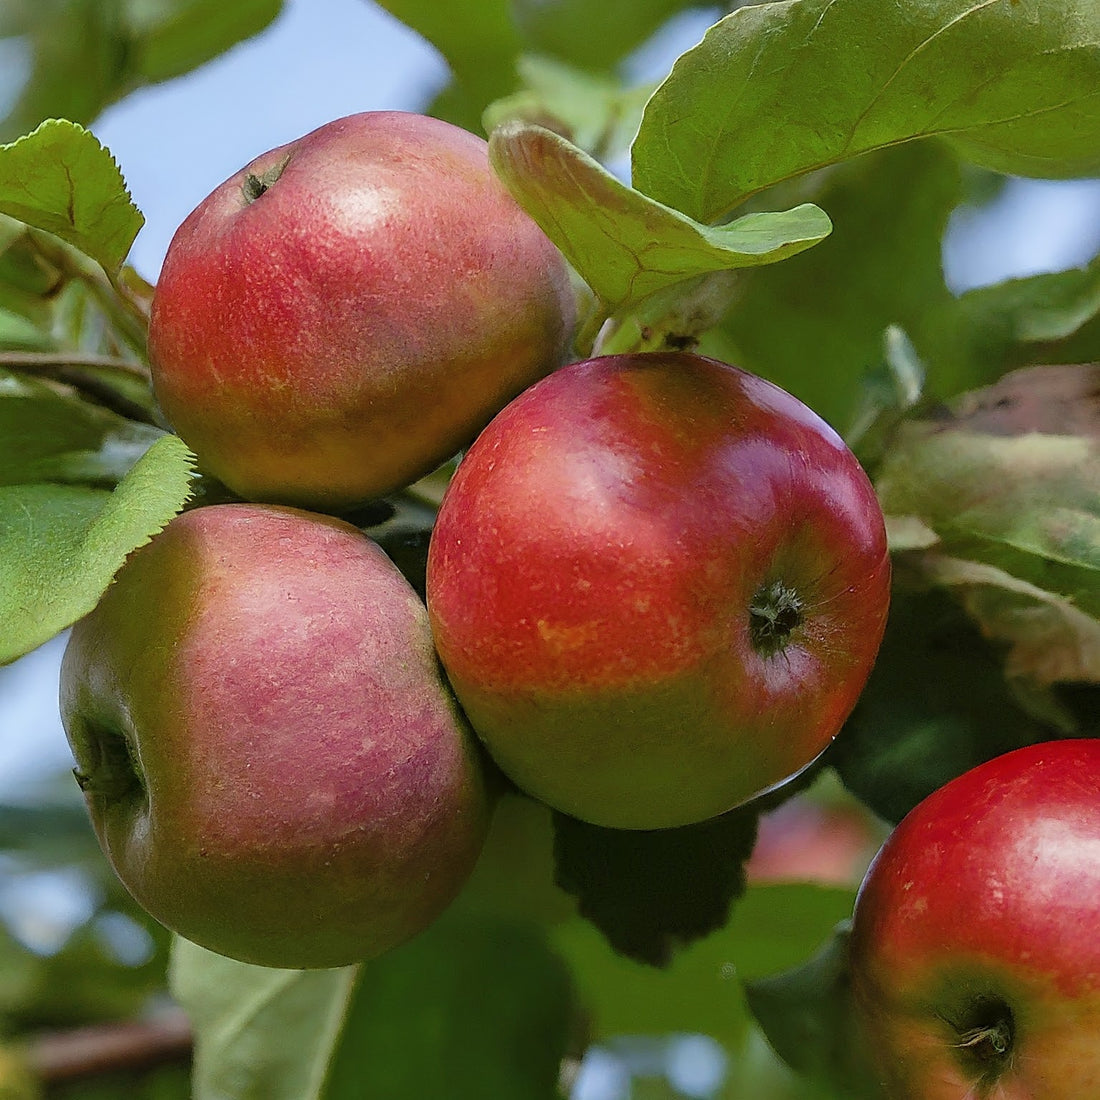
914, 552, 1100, 688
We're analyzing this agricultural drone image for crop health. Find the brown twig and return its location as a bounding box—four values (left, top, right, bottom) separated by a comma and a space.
25, 1009, 192, 1084
0, 351, 151, 380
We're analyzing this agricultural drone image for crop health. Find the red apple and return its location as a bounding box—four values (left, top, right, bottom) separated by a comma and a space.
849, 739, 1100, 1099
61, 503, 491, 969
426, 352, 891, 829
147, 111, 575, 510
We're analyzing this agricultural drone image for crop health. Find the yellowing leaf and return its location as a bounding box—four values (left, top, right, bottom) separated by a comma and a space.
919, 552, 1100, 686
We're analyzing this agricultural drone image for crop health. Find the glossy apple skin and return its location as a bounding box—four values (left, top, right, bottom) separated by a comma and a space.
148, 111, 575, 510
426, 352, 891, 829
60, 504, 491, 969
850, 740, 1100, 1099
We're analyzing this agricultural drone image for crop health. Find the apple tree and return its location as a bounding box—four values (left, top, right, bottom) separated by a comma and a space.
0, 1, 1098, 1097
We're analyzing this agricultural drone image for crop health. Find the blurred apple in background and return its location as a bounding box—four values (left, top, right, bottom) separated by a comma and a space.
746, 793, 885, 887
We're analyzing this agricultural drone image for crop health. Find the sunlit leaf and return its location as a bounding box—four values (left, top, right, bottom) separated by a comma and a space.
917, 552, 1100, 687
634, 0, 1100, 223
876, 365, 1100, 616
0, 120, 143, 273
490, 121, 830, 331
0, 434, 193, 664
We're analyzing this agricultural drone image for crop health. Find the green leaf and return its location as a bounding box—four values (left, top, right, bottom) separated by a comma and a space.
0, 215, 64, 328
551, 882, 855, 1046
0, 798, 102, 866
0, 308, 52, 350
446, 792, 576, 928
0, 119, 143, 274
0, 0, 128, 142
845, 326, 928, 469
551, 803, 759, 967
0, 912, 170, 1030
171, 943, 359, 1100
924, 255, 1100, 394
375, 0, 523, 130
512, 0, 694, 71
701, 142, 961, 429
745, 924, 885, 1099
0, 369, 162, 485
829, 586, 1052, 824
173, 916, 574, 1100
1, 0, 283, 144
0, 213, 23, 255
633, 0, 1100, 223
916, 552, 1100, 688
123, 0, 284, 84
717, 1032, 848, 1100
0, 433, 193, 664
490, 121, 831, 335
325, 919, 573, 1099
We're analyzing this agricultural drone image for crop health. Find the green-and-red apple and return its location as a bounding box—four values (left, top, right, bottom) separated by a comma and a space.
147, 111, 575, 510
426, 352, 891, 830
61, 503, 491, 969
850, 739, 1100, 1099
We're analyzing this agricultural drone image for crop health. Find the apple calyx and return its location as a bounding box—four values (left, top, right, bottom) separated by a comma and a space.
939, 995, 1015, 1080
242, 153, 291, 204
71, 721, 145, 803
749, 580, 804, 657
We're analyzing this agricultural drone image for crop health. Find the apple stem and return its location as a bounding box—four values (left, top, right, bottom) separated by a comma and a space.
749, 581, 804, 657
